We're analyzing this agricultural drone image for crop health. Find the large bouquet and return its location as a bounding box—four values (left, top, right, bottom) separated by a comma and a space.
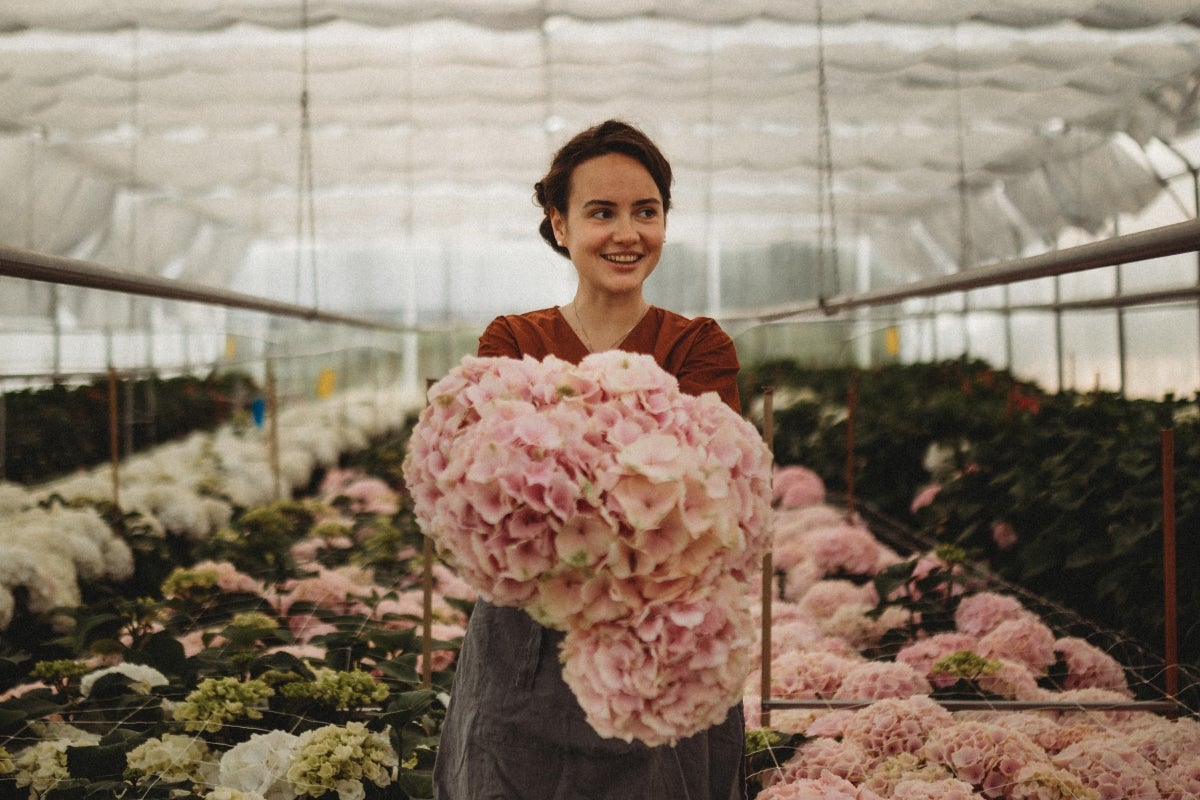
403, 351, 773, 745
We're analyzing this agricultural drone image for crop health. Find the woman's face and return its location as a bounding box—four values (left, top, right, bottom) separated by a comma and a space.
550, 152, 666, 299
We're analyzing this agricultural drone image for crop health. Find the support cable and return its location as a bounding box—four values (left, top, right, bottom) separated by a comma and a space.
814, 0, 837, 311
296, 0, 318, 309
953, 27, 972, 356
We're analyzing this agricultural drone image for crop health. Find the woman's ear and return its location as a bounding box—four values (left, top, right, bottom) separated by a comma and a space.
550, 209, 567, 246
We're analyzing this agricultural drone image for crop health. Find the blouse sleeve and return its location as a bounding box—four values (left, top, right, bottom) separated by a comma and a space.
477, 316, 523, 358
674, 319, 741, 413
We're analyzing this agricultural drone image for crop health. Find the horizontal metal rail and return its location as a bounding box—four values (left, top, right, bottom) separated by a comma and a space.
722, 218, 1200, 323
762, 698, 1181, 713
0, 243, 420, 333
847, 285, 1200, 320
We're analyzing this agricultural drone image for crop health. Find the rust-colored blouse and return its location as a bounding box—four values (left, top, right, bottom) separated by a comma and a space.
432, 305, 748, 800
476, 305, 741, 413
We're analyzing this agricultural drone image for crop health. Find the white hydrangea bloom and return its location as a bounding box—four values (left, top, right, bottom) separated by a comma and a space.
80, 663, 170, 698
207, 789, 268, 800
0, 482, 32, 515
217, 729, 300, 800
127, 733, 216, 785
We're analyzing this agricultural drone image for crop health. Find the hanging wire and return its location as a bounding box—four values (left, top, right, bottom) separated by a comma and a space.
295, 0, 318, 308
953, 28, 971, 271
129, 24, 141, 276
814, 0, 838, 312
952, 26, 972, 356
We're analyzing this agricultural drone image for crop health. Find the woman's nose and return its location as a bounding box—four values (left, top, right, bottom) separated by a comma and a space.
612, 214, 637, 242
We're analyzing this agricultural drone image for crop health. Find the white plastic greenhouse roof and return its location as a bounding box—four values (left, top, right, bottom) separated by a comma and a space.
2, 1, 1200, 328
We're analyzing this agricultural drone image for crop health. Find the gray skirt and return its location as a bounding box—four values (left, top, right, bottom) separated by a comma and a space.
433, 600, 747, 800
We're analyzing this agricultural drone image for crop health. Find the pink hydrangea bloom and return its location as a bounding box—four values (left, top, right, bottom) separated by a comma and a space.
805, 709, 857, 738
771, 505, 850, 571
403, 353, 774, 745
922, 720, 1049, 798
404, 353, 772, 629
892, 777, 982, 800
761, 771, 886, 800
1051, 735, 1162, 800
769, 617, 827, 655
279, 565, 373, 616
770, 650, 861, 699
1041, 687, 1142, 728
841, 695, 954, 762
1159, 759, 1200, 800
861, 753, 956, 797
1008, 762, 1099, 800
782, 559, 824, 603
1052, 637, 1131, 696
320, 469, 399, 515
431, 562, 478, 602
805, 523, 886, 577
985, 712, 1073, 755
1125, 716, 1200, 770
776, 504, 854, 537
773, 465, 826, 509
821, 604, 911, 651
974, 658, 1043, 701
798, 579, 876, 620
977, 616, 1057, 675
832, 661, 931, 701
559, 580, 752, 746
779, 738, 874, 785
895, 633, 979, 686
954, 591, 1035, 637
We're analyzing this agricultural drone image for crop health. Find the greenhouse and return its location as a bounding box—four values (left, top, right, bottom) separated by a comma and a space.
2, 2, 1199, 799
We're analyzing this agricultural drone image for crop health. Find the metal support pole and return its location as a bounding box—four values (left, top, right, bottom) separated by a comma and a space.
759, 386, 775, 730
267, 360, 282, 501
107, 368, 121, 508
422, 377, 436, 690
1161, 428, 1179, 707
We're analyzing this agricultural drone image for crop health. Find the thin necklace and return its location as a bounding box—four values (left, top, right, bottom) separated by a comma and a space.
572, 303, 650, 352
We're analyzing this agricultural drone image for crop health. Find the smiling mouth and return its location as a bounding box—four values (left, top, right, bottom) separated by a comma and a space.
605, 254, 641, 263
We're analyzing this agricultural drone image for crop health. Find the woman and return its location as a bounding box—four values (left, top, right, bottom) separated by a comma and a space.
433, 119, 747, 800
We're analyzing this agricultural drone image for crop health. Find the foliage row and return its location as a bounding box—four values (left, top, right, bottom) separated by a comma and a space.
2, 372, 256, 485
739, 358, 1200, 671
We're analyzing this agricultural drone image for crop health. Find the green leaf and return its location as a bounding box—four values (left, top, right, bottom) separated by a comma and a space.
66, 743, 127, 781
396, 768, 435, 800
1064, 538, 1110, 570
133, 630, 188, 676
381, 689, 437, 727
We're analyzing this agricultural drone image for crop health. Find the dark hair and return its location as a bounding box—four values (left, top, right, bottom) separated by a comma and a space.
534, 119, 673, 258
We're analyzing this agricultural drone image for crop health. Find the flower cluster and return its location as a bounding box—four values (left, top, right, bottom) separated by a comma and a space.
287, 721, 399, 800
404, 352, 773, 744
0, 504, 134, 629
126, 733, 216, 785
173, 677, 275, 734
751, 472, 1190, 800
921, 720, 1048, 797
278, 667, 389, 710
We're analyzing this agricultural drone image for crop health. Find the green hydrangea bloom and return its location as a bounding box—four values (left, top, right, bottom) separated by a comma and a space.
286, 721, 398, 800
931, 649, 1001, 680
162, 566, 220, 598
172, 677, 274, 733
279, 667, 388, 709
